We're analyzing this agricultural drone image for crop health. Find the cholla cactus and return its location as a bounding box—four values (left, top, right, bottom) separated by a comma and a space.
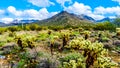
48, 30, 52, 35
62, 34, 69, 47
83, 31, 91, 40
17, 38, 23, 50
96, 57, 118, 68
79, 28, 84, 33
63, 60, 77, 68
67, 37, 117, 68
50, 39, 55, 55
116, 28, 120, 36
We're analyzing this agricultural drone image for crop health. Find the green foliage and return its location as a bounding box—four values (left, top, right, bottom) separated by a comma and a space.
37, 33, 48, 41
113, 17, 120, 27
59, 52, 86, 68
0, 41, 6, 47
17, 59, 26, 68
17, 52, 37, 68
48, 26, 64, 31
63, 59, 86, 68
59, 52, 84, 62
0, 27, 6, 34
27, 24, 39, 31
6, 37, 14, 42
7, 26, 20, 32
94, 21, 116, 31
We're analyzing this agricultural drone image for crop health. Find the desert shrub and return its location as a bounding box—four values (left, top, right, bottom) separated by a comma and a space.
27, 24, 39, 31
7, 26, 20, 32
48, 26, 64, 31
0, 41, 6, 47
63, 59, 86, 68
59, 52, 84, 62
101, 37, 110, 42
17, 52, 38, 68
94, 21, 116, 31
6, 37, 14, 42
113, 17, 120, 27
115, 46, 120, 51
8, 31, 16, 37
59, 52, 85, 68
0, 27, 6, 34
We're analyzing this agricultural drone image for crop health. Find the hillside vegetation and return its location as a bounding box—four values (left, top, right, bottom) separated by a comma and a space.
0, 11, 120, 68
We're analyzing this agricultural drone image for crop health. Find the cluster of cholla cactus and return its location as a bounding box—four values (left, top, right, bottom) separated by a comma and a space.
79, 28, 84, 33
83, 31, 91, 40
116, 28, 120, 36
67, 37, 117, 68
15, 35, 36, 50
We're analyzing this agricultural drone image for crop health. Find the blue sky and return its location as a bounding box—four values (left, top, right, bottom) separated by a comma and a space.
0, 0, 120, 23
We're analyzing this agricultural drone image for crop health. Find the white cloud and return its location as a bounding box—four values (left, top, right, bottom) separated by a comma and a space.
112, 0, 120, 5
7, 6, 22, 16
64, 2, 91, 15
28, 0, 55, 7
64, 2, 104, 20
1, 18, 14, 24
94, 6, 120, 15
56, 0, 72, 7
5, 6, 58, 22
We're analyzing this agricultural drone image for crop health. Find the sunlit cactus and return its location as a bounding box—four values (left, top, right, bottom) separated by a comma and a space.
83, 31, 91, 40
78, 28, 84, 33
48, 30, 52, 35
116, 28, 120, 36
17, 38, 23, 50
62, 34, 69, 48
66, 37, 117, 68
27, 40, 35, 49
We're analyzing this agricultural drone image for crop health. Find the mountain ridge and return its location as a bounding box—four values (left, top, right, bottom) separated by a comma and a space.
35, 11, 94, 26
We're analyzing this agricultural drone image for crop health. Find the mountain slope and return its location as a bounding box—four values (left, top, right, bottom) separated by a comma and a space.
36, 11, 94, 26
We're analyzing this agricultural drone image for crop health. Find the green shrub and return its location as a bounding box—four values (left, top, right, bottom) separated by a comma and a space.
94, 21, 116, 31
7, 26, 20, 32
59, 52, 84, 62
0, 27, 6, 34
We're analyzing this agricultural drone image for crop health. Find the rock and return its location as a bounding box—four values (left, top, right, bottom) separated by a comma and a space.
113, 40, 120, 46
1, 43, 17, 55
36, 58, 60, 68
103, 42, 114, 50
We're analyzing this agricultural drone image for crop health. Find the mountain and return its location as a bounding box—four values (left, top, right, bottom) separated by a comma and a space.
0, 22, 6, 27
36, 11, 94, 26
77, 14, 95, 22
96, 17, 115, 22
10, 19, 39, 24
0, 19, 39, 27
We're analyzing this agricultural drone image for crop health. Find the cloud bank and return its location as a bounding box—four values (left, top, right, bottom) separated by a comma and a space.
0, 1, 120, 23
